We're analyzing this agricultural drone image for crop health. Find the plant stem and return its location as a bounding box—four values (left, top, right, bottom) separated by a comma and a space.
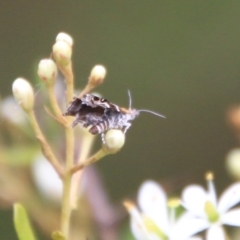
58, 63, 74, 104
47, 86, 68, 126
59, 61, 74, 239
70, 148, 108, 174
27, 110, 63, 177
61, 123, 74, 239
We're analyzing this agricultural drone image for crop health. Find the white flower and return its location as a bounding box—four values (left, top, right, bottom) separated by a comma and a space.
180, 172, 240, 240
31, 153, 62, 204
124, 180, 202, 240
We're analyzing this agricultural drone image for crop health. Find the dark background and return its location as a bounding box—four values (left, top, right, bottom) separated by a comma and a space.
1, 1, 240, 239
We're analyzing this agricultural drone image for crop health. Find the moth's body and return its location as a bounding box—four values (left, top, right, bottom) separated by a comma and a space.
63, 94, 139, 135
90, 107, 139, 134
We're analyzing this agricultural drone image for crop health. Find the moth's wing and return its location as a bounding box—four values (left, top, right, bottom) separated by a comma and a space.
82, 94, 119, 110
71, 106, 105, 128
63, 97, 83, 116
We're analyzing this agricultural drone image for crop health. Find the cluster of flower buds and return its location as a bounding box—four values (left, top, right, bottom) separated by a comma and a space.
12, 32, 124, 166
11, 31, 127, 240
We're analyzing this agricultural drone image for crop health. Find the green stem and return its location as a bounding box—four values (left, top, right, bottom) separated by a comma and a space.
27, 110, 63, 177
47, 86, 68, 126
61, 127, 74, 239
70, 148, 108, 174
59, 60, 74, 239
58, 62, 74, 104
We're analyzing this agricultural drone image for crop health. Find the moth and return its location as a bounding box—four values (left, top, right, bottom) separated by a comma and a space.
63, 92, 165, 139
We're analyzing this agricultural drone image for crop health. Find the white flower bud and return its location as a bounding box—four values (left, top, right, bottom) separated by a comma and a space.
56, 32, 73, 47
89, 65, 106, 87
52, 41, 72, 66
37, 59, 57, 87
226, 148, 240, 180
104, 129, 125, 153
12, 78, 34, 112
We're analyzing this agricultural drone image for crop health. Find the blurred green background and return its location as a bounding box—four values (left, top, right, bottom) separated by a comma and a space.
1, 1, 240, 239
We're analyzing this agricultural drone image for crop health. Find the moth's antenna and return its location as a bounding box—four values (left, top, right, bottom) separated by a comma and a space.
138, 109, 166, 118
127, 90, 132, 109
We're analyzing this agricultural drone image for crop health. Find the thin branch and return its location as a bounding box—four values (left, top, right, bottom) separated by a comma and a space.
27, 110, 64, 178
70, 148, 109, 175
47, 86, 68, 126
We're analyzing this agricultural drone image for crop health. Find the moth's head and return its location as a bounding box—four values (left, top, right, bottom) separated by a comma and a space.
130, 109, 140, 119
127, 90, 165, 120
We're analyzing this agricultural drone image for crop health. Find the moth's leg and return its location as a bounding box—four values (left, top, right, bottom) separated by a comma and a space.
83, 122, 90, 128
71, 119, 79, 128
123, 122, 131, 134
103, 108, 110, 118
101, 132, 106, 144
71, 122, 77, 128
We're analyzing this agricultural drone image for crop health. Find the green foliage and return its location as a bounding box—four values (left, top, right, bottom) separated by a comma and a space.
13, 203, 37, 240
3, 145, 38, 166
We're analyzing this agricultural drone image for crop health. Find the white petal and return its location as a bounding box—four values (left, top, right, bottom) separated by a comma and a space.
181, 185, 208, 217
127, 203, 152, 240
170, 212, 209, 240
221, 208, 240, 226
218, 182, 240, 214
138, 180, 169, 234
32, 154, 62, 203
131, 218, 153, 240
206, 225, 225, 240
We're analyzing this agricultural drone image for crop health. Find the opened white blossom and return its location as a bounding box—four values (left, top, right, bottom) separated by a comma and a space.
32, 154, 62, 204
180, 173, 240, 240
124, 180, 202, 240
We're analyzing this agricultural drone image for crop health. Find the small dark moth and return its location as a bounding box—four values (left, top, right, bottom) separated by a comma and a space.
63, 92, 165, 139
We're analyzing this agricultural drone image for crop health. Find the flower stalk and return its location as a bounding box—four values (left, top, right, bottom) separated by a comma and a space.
55, 55, 75, 239
79, 65, 106, 97
13, 32, 114, 240
70, 148, 109, 174
27, 110, 64, 177
47, 86, 68, 126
